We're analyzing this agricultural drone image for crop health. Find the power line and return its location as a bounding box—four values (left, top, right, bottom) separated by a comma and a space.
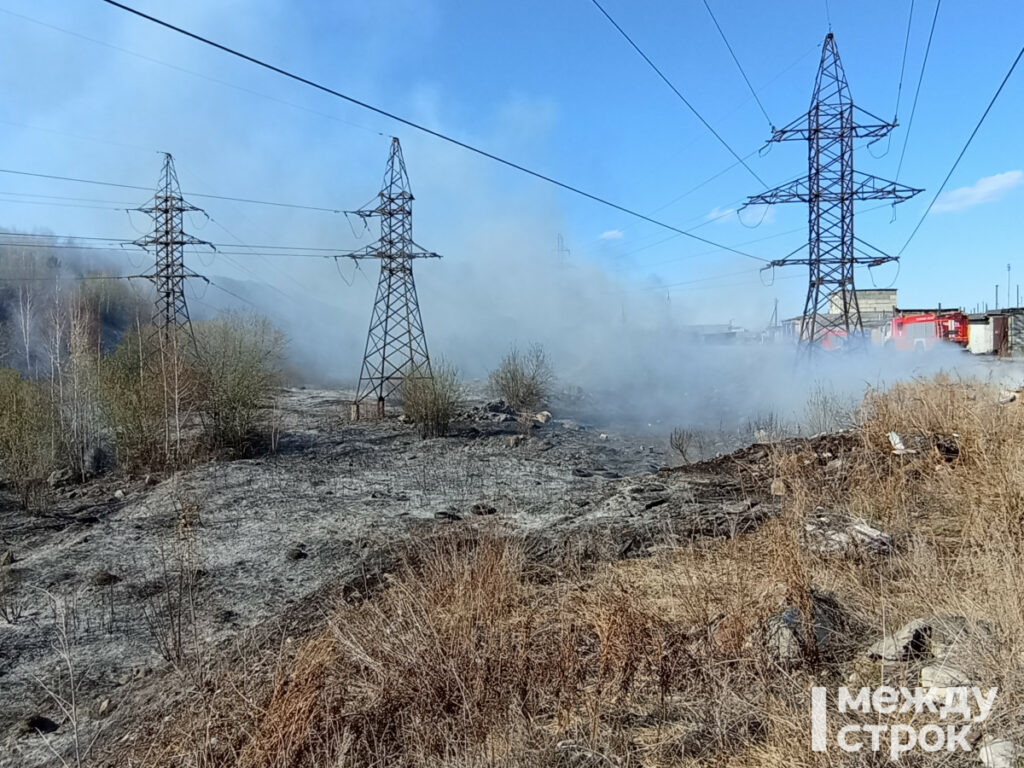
0, 273, 149, 282
0, 168, 360, 214
895, 0, 942, 182
98, 0, 767, 261
893, 0, 916, 120
584, 44, 819, 247
0, 190, 136, 205
0, 240, 367, 259
700, 0, 773, 128
0, 230, 354, 252
898, 45, 1024, 256
589, 0, 767, 187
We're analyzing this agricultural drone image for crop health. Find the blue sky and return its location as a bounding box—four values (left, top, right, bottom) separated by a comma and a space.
0, 0, 1021, 340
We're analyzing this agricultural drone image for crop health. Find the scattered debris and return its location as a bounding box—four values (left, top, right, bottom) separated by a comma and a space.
770, 478, 786, 496
761, 589, 842, 662
998, 390, 1018, 405
434, 510, 462, 522
866, 618, 931, 662
803, 510, 894, 557
864, 615, 996, 694
470, 502, 497, 516
888, 432, 917, 456
286, 544, 309, 561
0, 550, 13, 567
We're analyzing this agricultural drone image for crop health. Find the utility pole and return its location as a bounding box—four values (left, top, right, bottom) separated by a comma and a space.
134, 152, 213, 344
1008, 263, 1011, 308
349, 137, 441, 419
743, 33, 922, 351
556, 233, 570, 266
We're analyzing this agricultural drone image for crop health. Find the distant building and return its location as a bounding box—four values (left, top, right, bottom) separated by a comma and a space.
967, 309, 1024, 356
783, 289, 899, 341
679, 323, 739, 344
827, 288, 897, 315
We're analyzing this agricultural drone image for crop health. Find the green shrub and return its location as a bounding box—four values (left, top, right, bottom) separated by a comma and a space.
487, 343, 553, 414
401, 360, 463, 439
0, 368, 56, 507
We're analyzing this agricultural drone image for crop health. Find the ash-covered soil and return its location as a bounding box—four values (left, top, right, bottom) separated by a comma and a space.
0, 388, 776, 767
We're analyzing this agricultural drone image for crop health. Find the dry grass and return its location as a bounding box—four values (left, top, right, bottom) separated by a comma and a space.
401, 359, 463, 439
118, 374, 1024, 767
488, 344, 554, 415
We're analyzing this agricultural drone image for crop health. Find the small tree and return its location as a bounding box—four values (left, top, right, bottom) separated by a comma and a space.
401, 360, 463, 439
487, 344, 553, 414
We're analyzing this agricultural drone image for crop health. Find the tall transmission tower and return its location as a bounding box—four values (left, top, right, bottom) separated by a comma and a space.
349, 137, 441, 419
134, 152, 213, 341
744, 33, 922, 349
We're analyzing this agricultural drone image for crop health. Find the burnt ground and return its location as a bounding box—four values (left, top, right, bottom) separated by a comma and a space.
0, 387, 777, 767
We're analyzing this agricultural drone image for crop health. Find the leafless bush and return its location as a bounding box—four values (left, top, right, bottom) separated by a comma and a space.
0, 567, 27, 624
32, 590, 104, 768
0, 367, 57, 507
101, 313, 283, 470
803, 379, 854, 434
488, 343, 553, 414
141, 494, 205, 680
100, 326, 199, 471
669, 426, 705, 463
746, 411, 789, 443
400, 359, 463, 438
194, 312, 284, 454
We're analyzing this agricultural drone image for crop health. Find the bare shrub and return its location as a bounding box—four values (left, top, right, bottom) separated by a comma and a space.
100, 327, 197, 470
193, 312, 283, 453
0, 567, 27, 624
400, 359, 463, 438
101, 313, 282, 470
803, 378, 853, 434
141, 495, 205, 679
487, 343, 553, 414
669, 426, 704, 462
747, 411, 789, 442
0, 367, 56, 507
33, 591, 105, 768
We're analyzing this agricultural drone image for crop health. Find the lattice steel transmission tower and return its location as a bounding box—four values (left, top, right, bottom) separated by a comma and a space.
744, 33, 922, 349
349, 137, 441, 419
134, 152, 213, 341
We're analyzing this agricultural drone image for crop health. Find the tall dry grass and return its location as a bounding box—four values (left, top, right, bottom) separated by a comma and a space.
118, 375, 1024, 768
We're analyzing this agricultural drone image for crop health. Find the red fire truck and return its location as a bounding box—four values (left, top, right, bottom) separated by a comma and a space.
883, 311, 968, 351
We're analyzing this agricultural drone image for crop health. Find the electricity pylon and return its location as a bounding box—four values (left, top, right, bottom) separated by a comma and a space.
743, 33, 922, 350
134, 152, 213, 342
349, 137, 441, 418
